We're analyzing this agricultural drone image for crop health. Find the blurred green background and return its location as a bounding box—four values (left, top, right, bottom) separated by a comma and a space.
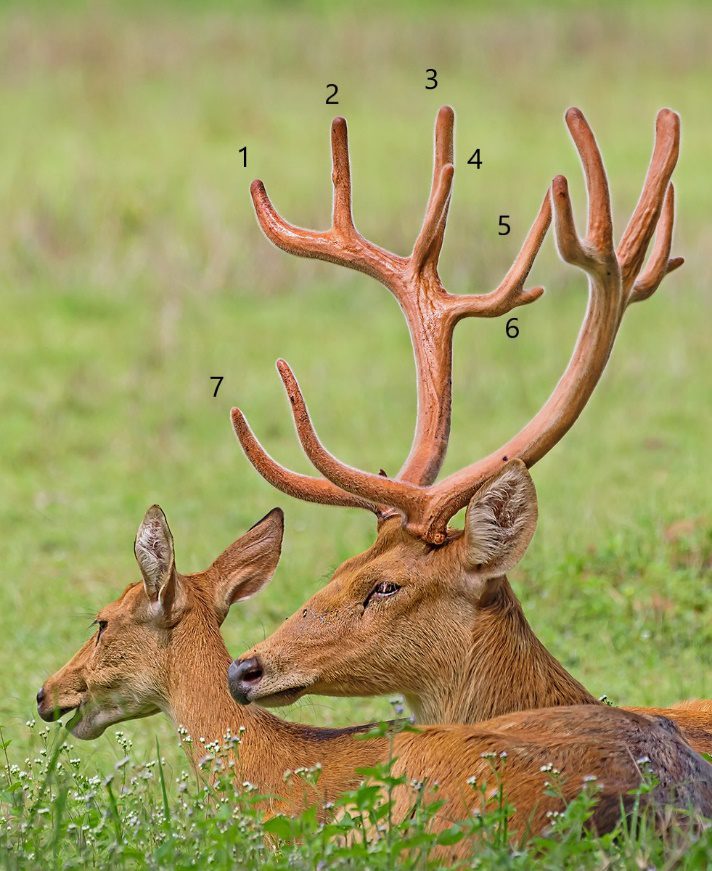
1, 1, 710, 774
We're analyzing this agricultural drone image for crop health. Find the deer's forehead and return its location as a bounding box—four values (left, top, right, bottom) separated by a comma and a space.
99, 582, 147, 618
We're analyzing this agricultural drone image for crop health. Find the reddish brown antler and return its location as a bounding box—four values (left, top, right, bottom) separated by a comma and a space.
233, 106, 682, 544
234, 106, 549, 516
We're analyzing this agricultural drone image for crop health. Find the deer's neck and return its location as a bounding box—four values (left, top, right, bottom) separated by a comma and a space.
166, 620, 253, 761
164, 615, 383, 799
407, 577, 598, 724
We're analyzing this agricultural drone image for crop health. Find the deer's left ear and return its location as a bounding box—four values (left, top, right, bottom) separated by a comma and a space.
135, 505, 180, 611
210, 508, 284, 622
462, 460, 538, 578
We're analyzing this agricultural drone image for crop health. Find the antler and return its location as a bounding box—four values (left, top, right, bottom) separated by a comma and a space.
233, 106, 682, 544
233, 106, 550, 518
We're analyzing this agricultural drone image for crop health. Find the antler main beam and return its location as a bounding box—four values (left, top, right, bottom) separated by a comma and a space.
234, 106, 682, 544
234, 106, 549, 512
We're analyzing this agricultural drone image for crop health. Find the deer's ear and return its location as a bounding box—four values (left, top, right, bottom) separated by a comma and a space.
135, 505, 177, 605
462, 460, 537, 577
210, 508, 284, 622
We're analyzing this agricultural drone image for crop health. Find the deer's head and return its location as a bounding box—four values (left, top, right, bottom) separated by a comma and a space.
229, 106, 681, 716
230, 461, 536, 708
37, 506, 283, 739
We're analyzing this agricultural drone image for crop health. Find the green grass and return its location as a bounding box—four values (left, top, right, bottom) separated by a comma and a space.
4, 724, 712, 869
1, 1, 711, 865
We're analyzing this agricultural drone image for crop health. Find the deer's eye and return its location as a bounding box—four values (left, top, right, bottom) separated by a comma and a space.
95, 620, 108, 641
364, 581, 401, 607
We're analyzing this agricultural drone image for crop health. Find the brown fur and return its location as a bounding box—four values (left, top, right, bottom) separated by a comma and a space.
38, 508, 712, 859
238, 467, 712, 756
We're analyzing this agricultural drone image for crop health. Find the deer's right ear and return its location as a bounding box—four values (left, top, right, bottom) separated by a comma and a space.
462, 460, 538, 578
135, 505, 176, 604
210, 508, 284, 622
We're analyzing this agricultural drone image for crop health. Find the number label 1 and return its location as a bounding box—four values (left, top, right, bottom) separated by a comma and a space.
506, 318, 519, 339
326, 83, 339, 104
425, 68, 438, 89
210, 376, 224, 397
238, 146, 247, 167
498, 214, 511, 236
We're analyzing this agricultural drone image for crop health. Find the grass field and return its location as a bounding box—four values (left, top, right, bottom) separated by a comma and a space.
1, 1, 711, 865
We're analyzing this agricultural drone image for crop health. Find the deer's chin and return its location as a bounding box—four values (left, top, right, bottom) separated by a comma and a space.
66, 701, 160, 740
253, 685, 309, 708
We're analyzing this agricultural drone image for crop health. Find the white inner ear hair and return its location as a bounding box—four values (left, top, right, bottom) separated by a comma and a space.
137, 522, 171, 585
469, 477, 528, 563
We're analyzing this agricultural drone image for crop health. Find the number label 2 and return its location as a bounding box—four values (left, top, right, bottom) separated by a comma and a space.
326, 83, 339, 105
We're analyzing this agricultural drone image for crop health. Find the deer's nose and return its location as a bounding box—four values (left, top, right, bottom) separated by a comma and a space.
228, 657, 264, 705
36, 687, 45, 708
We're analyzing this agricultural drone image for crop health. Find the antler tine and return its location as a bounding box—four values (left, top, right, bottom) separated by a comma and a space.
230, 406, 379, 514
330, 116, 354, 233
617, 108, 681, 293
411, 106, 455, 274
447, 190, 551, 320
630, 184, 684, 304
275, 360, 425, 518
566, 107, 613, 251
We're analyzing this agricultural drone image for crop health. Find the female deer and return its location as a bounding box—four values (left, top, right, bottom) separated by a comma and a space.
38, 506, 712, 851
227, 105, 712, 753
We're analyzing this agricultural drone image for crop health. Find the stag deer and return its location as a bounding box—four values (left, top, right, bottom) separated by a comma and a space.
37, 505, 712, 847
228, 106, 712, 753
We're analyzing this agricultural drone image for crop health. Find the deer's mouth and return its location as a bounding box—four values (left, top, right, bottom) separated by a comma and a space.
37, 688, 86, 726
39, 704, 76, 723
55, 698, 159, 740
37, 697, 102, 739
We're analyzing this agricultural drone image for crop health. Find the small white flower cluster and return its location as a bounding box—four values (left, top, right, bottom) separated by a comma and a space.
113, 730, 133, 753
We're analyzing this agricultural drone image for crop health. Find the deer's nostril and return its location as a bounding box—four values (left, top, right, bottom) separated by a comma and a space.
227, 657, 264, 704
243, 664, 263, 683
238, 657, 263, 684
36, 687, 45, 707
